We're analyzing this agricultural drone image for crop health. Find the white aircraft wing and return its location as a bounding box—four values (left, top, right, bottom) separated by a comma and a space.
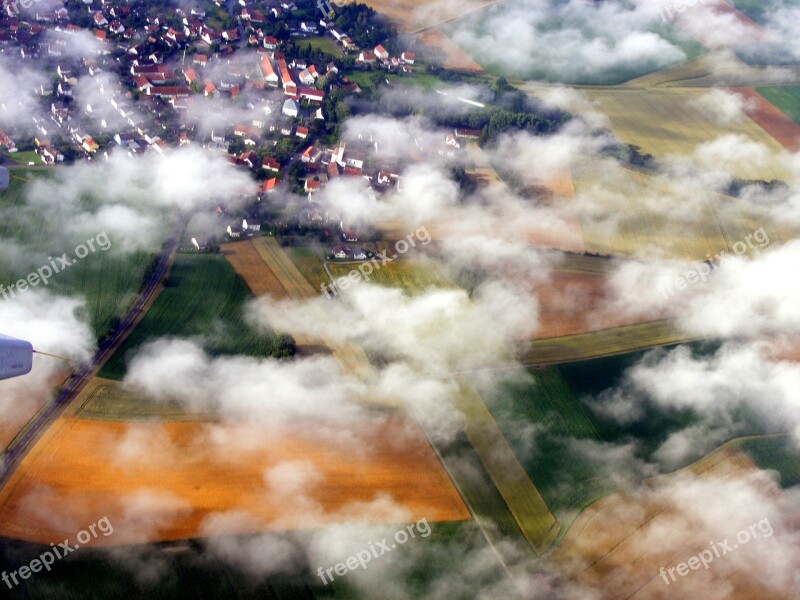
0, 335, 33, 381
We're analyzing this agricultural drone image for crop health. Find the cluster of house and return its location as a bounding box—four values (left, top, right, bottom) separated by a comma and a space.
356, 44, 414, 72
226, 218, 262, 239
0, 0, 406, 165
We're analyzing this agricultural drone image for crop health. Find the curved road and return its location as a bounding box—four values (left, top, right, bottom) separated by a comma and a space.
0, 217, 183, 488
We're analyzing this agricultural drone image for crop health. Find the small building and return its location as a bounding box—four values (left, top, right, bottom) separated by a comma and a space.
262, 157, 280, 172
262, 178, 278, 194
455, 128, 482, 141
332, 244, 350, 259
282, 99, 299, 118
374, 44, 388, 60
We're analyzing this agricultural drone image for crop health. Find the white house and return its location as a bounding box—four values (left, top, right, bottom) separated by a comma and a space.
374, 45, 388, 60
282, 99, 299, 118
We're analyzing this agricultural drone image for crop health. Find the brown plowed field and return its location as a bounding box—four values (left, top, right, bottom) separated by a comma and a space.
733, 87, 800, 152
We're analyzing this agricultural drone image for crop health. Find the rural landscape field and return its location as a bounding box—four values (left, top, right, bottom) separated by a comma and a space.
0, 0, 799, 598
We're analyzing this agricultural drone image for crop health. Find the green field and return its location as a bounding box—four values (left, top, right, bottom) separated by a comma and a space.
328, 260, 454, 293
0, 520, 504, 600
76, 379, 195, 421
386, 71, 452, 91
289, 246, 329, 290
0, 173, 153, 336
756, 85, 800, 125
731, 0, 800, 24
296, 36, 342, 57
5, 151, 41, 165
737, 435, 800, 488
485, 368, 616, 523
0, 535, 320, 600
486, 342, 783, 523
99, 254, 293, 379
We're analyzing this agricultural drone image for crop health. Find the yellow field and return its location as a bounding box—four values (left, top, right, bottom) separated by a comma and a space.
251, 237, 318, 299
573, 163, 793, 259
521, 320, 692, 366
619, 52, 800, 89
578, 88, 787, 180
328, 259, 455, 293
457, 386, 560, 553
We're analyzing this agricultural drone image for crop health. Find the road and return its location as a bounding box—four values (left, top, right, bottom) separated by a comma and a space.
0, 217, 183, 488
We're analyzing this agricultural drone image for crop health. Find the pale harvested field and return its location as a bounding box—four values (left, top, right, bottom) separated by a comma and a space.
222, 241, 288, 299
624, 53, 800, 89
0, 414, 470, 546
417, 29, 487, 73
226, 237, 373, 380
573, 164, 791, 259
386, 172, 586, 254
252, 237, 317, 299
581, 88, 788, 180
363, 0, 498, 33
551, 446, 783, 599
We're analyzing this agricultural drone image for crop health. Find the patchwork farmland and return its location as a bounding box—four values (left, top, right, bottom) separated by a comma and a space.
1, 0, 800, 596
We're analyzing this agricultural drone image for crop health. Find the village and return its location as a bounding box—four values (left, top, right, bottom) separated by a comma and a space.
0, 0, 481, 259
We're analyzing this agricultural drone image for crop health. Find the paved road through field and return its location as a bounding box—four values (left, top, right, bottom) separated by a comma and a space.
0, 216, 183, 489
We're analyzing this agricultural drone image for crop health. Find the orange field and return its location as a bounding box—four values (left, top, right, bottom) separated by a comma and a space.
417, 29, 487, 73
222, 240, 289, 299
552, 447, 781, 599
533, 270, 658, 339
0, 414, 470, 545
